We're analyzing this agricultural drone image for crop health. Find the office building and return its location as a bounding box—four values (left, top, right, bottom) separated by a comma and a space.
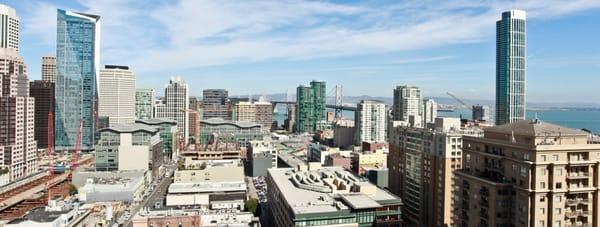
267, 167, 403, 226
29, 80, 54, 148
199, 118, 264, 146
496, 10, 526, 125
188, 109, 200, 144
284, 104, 296, 133
393, 85, 422, 122
472, 104, 491, 122
135, 88, 154, 120
136, 118, 178, 160
333, 119, 355, 149
0, 48, 37, 182
389, 117, 483, 226
233, 98, 273, 132
98, 65, 136, 124
355, 100, 387, 144
79, 175, 145, 203
454, 119, 600, 227
296, 80, 326, 133
55, 9, 100, 151
351, 148, 388, 176
155, 76, 189, 144
247, 140, 277, 177
202, 89, 231, 120
95, 123, 163, 178
423, 98, 437, 125
41, 55, 56, 82
0, 4, 18, 50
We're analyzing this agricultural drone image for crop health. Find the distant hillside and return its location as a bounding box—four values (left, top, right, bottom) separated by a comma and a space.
262, 93, 600, 109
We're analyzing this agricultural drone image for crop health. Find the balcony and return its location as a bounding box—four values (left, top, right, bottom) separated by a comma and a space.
567, 172, 589, 179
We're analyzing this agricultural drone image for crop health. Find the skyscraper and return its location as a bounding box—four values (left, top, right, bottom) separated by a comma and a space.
295, 80, 326, 133
135, 88, 155, 120
55, 9, 100, 152
472, 104, 491, 122
355, 100, 387, 144
496, 9, 526, 125
30, 80, 54, 148
0, 4, 18, 50
423, 99, 437, 125
98, 65, 136, 124
155, 76, 189, 144
393, 85, 423, 122
41, 55, 56, 82
0, 48, 37, 182
202, 89, 231, 120
233, 98, 273, 132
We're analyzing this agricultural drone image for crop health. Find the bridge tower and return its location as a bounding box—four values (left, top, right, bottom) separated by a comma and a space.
334, 85, 343, 119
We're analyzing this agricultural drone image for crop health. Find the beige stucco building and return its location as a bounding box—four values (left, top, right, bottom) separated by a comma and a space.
455, 119, 600, 227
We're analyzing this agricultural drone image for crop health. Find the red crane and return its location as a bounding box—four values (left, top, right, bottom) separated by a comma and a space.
69, 119, 82, 181
46, 112, 54, 202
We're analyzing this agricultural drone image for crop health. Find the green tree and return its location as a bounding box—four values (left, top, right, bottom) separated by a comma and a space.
68, 184, 78, 195
244, 198, 259, 216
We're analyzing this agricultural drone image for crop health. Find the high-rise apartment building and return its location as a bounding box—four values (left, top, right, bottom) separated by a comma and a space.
135, 88, 155, 120
41, 55, 56, 82
355, 100, 387, 144
0, 4, 18, 50
389, 117, 482, 226
202, 89, 231, 120
423, 99, 437, 125
496, 10, 526, 125
55, 9, 100, 151
295, 80, 326, 133
472, 104, 491, 122
454, 120, 600, 227
98, 65, 136, 124
233, 98, 273, 132
393, 85, 422, 122
29, 80, 54, 148
0, 48, 37, 182
155, 77, 189, 144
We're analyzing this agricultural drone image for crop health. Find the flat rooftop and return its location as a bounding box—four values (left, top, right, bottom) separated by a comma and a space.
268, 167, 401, 215
168, 182, 246, 194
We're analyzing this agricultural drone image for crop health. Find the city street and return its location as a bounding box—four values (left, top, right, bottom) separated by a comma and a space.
121, 166, 173, 227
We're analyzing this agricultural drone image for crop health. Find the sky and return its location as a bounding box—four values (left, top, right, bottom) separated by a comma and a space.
6, 0, 600, 103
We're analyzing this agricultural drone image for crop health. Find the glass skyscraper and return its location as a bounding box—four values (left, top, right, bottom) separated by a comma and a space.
55, 9, 100, 151
295, 80, 326, 133
496, 10, 526, 125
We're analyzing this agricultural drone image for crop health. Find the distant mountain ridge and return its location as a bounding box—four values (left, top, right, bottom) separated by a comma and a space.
255, 93, 600, 109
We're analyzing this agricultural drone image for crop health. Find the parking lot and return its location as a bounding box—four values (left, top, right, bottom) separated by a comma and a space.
252, 176, 267, 203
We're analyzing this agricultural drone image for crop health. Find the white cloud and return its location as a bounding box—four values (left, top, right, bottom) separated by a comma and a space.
19, 0, 600, 73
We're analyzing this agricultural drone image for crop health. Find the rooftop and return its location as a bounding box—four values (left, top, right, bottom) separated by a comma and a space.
268, 167, 401, 215
135, 118, 177, 125
201, 118, 261, 129
485, 119, 587, 137
100, 123, 158, 134
168, 182, 246, 194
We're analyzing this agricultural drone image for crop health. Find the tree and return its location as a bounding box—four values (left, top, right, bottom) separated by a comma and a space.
244, 198, 259, 216
68, 184, 78, 195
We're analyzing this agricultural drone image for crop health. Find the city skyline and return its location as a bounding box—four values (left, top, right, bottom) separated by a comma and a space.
9, 0, 600, 103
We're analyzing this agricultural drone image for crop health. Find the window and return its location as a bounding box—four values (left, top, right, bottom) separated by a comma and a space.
556, 196, 562, 202
553, 155, 559, 161
541, 155, 546, 161
556, 169, 562, 176
540, 182, 546, 189
520, 167, 527, 177
555, 183, 562, 189
540, 208, 545, 214
540, 168, 546, 176
539, 196, 546, 202
555, 208, 561, 214
554, 221, 561, 227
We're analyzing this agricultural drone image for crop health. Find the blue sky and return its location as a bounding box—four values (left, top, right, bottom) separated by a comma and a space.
7, 0, 600, 103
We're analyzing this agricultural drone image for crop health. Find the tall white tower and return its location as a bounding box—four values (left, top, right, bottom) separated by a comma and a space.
155, 76, 189, 143
0, 4, 19, 51
98, 65, 136, 124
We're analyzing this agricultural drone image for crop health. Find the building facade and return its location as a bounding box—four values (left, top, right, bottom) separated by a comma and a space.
41, 55, 56, 82
199, 118, 264, 146
99, 65, 136, 124
155, 77, 189, 144
472, 104, 491, 122
267, 167, 403, 227
455, 119, 600, 227
55, 9, 100, 151
136, 118, 178, 161
393, 85, 422, 122
135, 88, 154, 120
29, 80, 54, 148
233, 99, 273, 132
423, 99, 437, 125
202, 89, 231, 120
496, 10, 526, 125
0, 4, 18, 50
355, 100, 387, 144
389, 117, 483, 227
0, 48, 37, 182
296, 80, 326, 133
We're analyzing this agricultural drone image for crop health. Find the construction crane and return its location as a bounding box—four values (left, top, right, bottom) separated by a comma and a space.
69, 119, 83, 181
46, 112, 54, 202
446, 92, 471, 109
